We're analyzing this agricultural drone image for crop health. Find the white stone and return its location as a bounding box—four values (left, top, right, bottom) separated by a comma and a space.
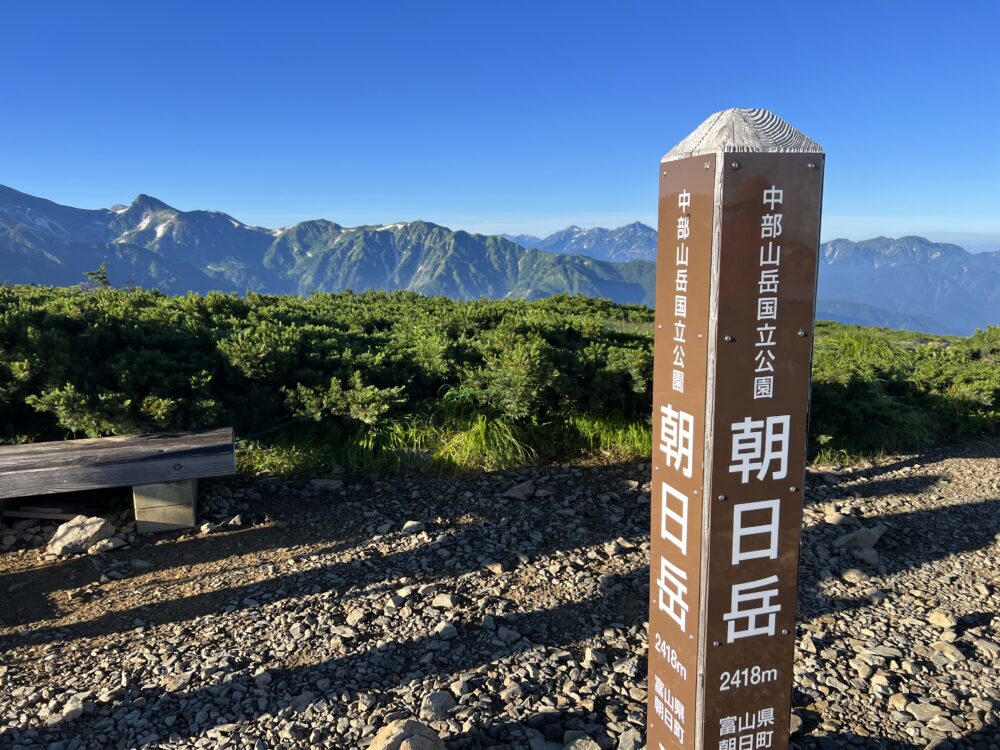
61, 697, 84, 721
88, 537, 126, 554
833, 524, 888, 549
47, 516, 114, 556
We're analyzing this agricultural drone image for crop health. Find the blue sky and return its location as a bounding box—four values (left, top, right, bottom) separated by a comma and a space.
3, 1, 999, 249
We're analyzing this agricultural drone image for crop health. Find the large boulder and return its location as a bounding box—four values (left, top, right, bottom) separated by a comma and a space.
47, 515, 114, 556
369, 719, 444, 750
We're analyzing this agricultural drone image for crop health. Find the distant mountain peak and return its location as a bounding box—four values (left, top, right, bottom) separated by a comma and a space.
129, 194, 175, 213
526, 222, 658, 263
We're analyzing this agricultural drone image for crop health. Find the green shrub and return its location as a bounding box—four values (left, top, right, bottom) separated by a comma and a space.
0, 285, 995, 472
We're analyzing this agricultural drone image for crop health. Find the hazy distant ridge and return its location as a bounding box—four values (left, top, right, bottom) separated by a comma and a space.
515, 222, 997, 334
501, 222, 657, 263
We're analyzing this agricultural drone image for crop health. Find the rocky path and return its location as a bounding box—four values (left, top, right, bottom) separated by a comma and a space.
0, 436, 998, 750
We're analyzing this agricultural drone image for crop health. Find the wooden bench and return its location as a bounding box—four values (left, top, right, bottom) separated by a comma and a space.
0, 428, 236, 533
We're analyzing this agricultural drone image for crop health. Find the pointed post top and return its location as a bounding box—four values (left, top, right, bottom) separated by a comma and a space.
663, 108, 823, 162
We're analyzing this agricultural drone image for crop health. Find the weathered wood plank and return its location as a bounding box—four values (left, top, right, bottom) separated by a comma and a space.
0, 428, 235, 499
0, 428, 232, 469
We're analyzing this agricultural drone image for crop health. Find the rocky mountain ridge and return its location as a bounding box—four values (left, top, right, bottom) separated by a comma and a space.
0, 186, 655, 305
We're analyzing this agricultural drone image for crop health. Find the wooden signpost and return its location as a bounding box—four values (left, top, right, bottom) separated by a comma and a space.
648, 108, 824, 750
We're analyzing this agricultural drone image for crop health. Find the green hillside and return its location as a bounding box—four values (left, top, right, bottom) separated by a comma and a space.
1, 285, 996, 474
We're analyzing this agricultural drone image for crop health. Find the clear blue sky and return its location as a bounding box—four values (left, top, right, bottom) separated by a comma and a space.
3, 1, 999, 249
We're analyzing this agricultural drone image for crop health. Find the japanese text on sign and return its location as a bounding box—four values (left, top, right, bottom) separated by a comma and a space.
754, 186, 784, 400
673, 190, 691, 394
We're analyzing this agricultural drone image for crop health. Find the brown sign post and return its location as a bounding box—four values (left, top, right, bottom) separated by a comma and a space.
648, 109, 824, 750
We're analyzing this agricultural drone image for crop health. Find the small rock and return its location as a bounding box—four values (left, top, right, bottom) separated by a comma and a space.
431, 593, 458, 609
88, 537, 126, 554
61, 697, 84, 722
502, 480, 536, 500
308, 478, 344, 492
906, 702, 945, 722
163, 671, 193, 693
419, 690, 457, 722
254, 670, 272, 688
974, 638, 1000, 660
432, 621, 457, 640
789, 711, 803, 734
583, 647, 607, 668
618, 728, 642, 750
888, 693, 909, 711
841, 568, 869, 583
928, 609, 958, 628
833, 524, 887, 549
369, 719, 445, 750
502, 682, 527, 701
497, 625, 521, 644
927, 715, 962, 733
930, 640, 965, 662
402, 520, 425, 534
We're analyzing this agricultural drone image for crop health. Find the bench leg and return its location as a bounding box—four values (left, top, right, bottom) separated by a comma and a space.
133, 479, 198, 534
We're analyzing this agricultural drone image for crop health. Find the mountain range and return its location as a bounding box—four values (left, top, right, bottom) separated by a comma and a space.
1, 184, 997, 335
501, 222, 657, 263
0, 185, 655, 305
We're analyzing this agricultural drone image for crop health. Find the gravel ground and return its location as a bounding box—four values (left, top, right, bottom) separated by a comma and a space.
0, 436, 998, 750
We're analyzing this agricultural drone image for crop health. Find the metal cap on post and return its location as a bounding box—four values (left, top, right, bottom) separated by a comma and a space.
649, 109, 824, 750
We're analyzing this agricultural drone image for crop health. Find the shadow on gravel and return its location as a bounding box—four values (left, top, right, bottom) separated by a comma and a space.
840, 473, 944, 500
794, 725, 1000, 749
821, 437, 1000, 486
0, 507, 361, 631
802, 474, 944, 508
1, 466, 647, 649
792, 733, 919, 749
800, 497, 1000, 619
2, 570, 649, 748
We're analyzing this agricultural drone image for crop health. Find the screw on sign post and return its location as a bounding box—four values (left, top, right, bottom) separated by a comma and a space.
648, 108, 824, 750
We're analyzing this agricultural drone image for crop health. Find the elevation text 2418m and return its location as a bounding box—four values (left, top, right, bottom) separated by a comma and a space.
719, 665, 779, 692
